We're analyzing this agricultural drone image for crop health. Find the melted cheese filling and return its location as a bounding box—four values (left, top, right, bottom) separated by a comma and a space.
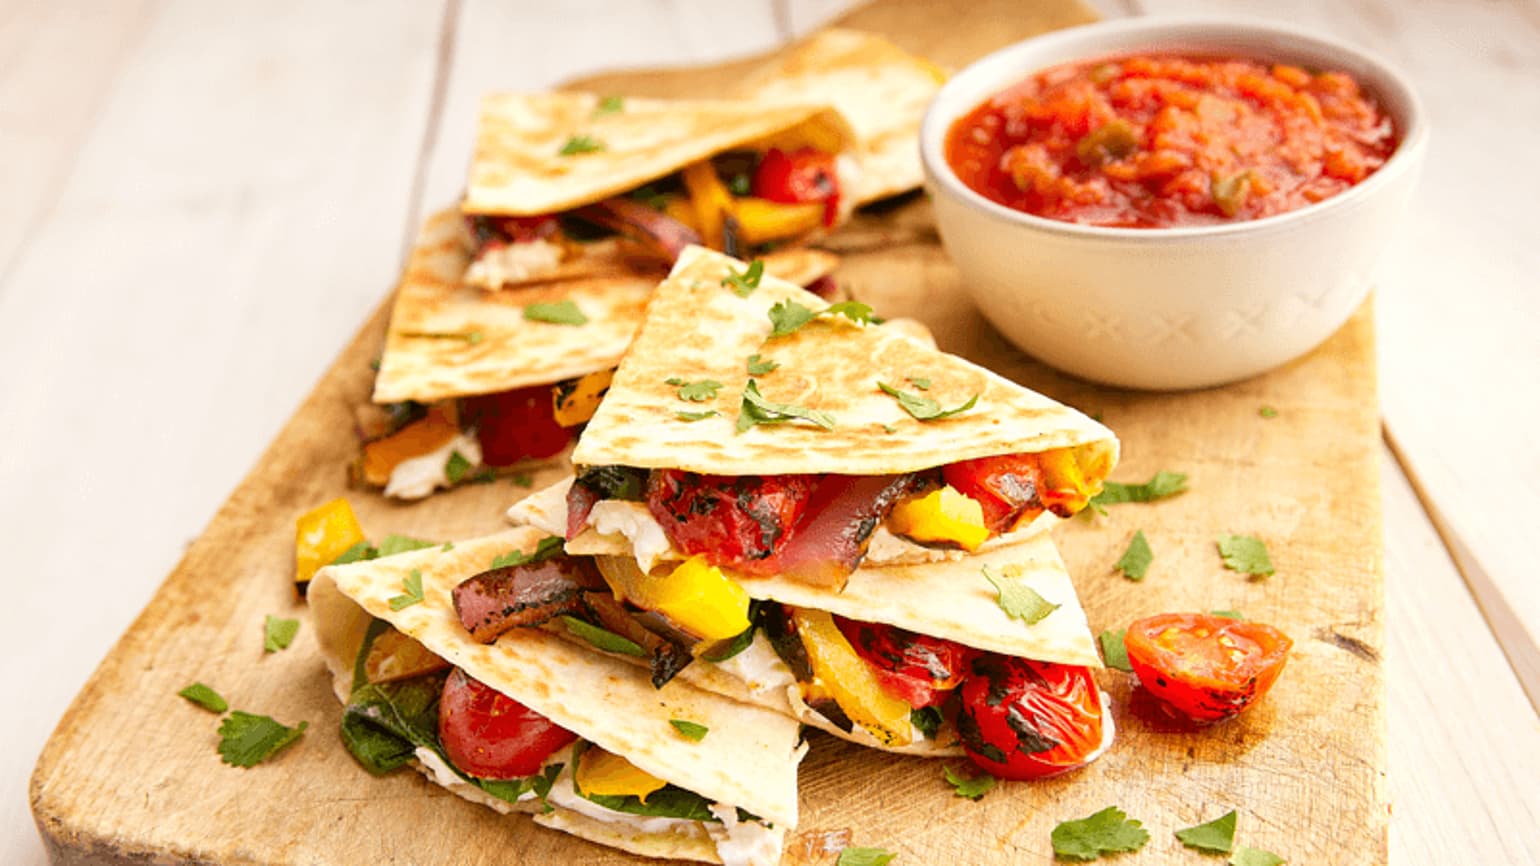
465, 238, 565, 289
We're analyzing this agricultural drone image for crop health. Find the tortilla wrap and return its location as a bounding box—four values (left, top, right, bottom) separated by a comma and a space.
374, 211, 840, 404
571, 245, 1118, 478
464, 92, 854, 217
310, 528, 805, 862
730, 29, 947, 205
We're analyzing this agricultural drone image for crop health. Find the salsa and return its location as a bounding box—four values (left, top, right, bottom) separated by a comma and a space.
945, 54, 1397, 227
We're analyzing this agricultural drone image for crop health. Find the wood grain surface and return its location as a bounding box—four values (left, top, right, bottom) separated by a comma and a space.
30, 1, 1389, 864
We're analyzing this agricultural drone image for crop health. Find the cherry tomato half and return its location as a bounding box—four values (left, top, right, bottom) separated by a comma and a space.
645, 469, 818, 567
835, 616, 976, 708
956, 656, 1104, 780
438, 667, 577, 779
752, 148, 841, 226
462, 384, 572, 467
1124, 613, 1293, 722
942, 453, 1050, 533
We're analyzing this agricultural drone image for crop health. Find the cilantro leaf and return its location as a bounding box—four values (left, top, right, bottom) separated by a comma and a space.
1259, 405, 1279, 419
1098, 629, 1132, 672
217, 711, 307, 767
666, 378, 724, 402
1211, 609, 1244, 620
982, 565, 1059, 625
1230, 847, 1285, 866
768, 300, 818, 336
722, 259, 765, 296
444, 450, 471, 485
558, 134, 605, 155
669, 719, 709, 741
561, 616, 646, 657
330, 540, 377, 565
1175, 810, 1236, 854
737, 380, 835, 433
490, 536, 565, 569
512, 472, 534, 488
263, 615, 300, 653
593, 95, 624, 115
907, 376, 931, 390
676, 410, 719, 422
824, 300, 874, 325
746, 353, 779, 375
1091, 471, 1189, 507
911, 706, 943, 739
1217, 534, 1275, 578
837, 848, 896, 866
943, 764, 995, 801
377, 535, 436, 557
387, 570, 425, 611
1051, 806, 1150, 861
1115, 530, 1153, 580
523, 300, 588, 325
878, 382, 979, 421
470, 468, 497, 484
178, 683, 228, 714
441, 541, 454, 551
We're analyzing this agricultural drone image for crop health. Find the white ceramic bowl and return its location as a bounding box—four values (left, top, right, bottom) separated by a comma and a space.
920, 18, 1427, 390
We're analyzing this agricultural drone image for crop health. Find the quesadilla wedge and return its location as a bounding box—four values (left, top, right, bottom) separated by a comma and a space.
729, 29, 948, 205
543, 245, 1118, 587
463, 91, 858, 290
446, 513, 1113, 777
310, 527, 805, 866
357, 211, 838, 500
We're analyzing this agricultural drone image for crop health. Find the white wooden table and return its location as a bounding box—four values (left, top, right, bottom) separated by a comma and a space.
2, 1, 1536, 863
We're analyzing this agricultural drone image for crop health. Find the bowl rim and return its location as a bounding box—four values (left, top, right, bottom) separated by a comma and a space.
919, 16, 1429, 242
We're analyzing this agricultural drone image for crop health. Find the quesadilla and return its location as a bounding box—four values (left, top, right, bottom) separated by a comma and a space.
356, 211, 838, 500
310, 528, 805, 866
729, 29, 948, 205
492, 493, 1111, 772
462, 92, 857, 290
543, 245, 1118, 587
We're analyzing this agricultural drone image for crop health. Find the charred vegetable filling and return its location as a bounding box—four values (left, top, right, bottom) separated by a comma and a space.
466, 147, 842, 274
565, 448, 1099, 583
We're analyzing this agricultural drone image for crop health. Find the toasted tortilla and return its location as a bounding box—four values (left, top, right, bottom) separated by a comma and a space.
464, 92, 854, 217
309, 528, 806, 842
373, 211, 840, 404
731, 28, 947, 205
571, 245, 1118, 478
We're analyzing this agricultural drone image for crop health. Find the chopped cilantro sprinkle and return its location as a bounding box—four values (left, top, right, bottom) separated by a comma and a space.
593, 95, 625, 115
943, 764, 995, 800
722, 260, 765, 296
665, 378, 724, 402
217, 711, 307, 767
878, 382, 978, 421
746, 353, 778, 375
558, 135, 606, 155
1098, 629, 1132, 672
982, 565, 1059, 625
1175, 810, 1236, 854
490, 536, 564, 569
1051, 806, 1150, 860
676, 409, 719, 422
1090, 471, 1188, 509
837, 848, 895, 866
444, 450, 471, 485
387, 570, 425, 611
1230, 847, 1285, 866
523, 300, 588, 325
1259, 405, 1279, 418
1217, 534, 1275, 578
178, 683, 228, 714
737, 379, 835, 433
668, 719, 709, 741
1115, 530, 1153, 580
263, 615, 300, 653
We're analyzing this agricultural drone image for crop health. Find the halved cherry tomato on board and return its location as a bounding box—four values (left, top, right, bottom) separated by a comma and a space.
462, 384, 572, 467
752, 148, 841, 226
835, 616, 975, 708
1123, 613, 1292, 722
438, 667, 577, 779
645, 469, 819, 566
956, 656, 1104, 780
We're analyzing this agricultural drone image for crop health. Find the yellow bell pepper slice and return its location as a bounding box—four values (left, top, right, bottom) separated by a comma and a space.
364, 628, 449, 684
1037, 448, 1091, 516
682, 161, 733, 250
595, 556, 751, 641
793, 608, 913, 747
552, 368, 614, 427
729, 197, 824, 246
576, 746, 667, 803
294, 497, 366, 593
888, 486, 990, 551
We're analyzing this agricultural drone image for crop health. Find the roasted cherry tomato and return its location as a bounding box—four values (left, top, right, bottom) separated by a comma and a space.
1124, 613, 1293, 722
752, 148, 841, 226
438, 667, 577, 779
956, 656, 1104, 780
942, 453, 1050, 533
466, 214, 558, 249
835, 616, 975, 708
462, 384, 572, 467
645, 469, 818, 566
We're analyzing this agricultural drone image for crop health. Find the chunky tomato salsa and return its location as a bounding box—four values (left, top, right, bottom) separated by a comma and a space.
945, 54, 1397, 227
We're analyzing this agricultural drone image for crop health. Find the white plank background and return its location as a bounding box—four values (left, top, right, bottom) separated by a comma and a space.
2, 1, 1536, 864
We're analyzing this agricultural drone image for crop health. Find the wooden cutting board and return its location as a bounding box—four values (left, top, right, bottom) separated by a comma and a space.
30, 1, 1386, 863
